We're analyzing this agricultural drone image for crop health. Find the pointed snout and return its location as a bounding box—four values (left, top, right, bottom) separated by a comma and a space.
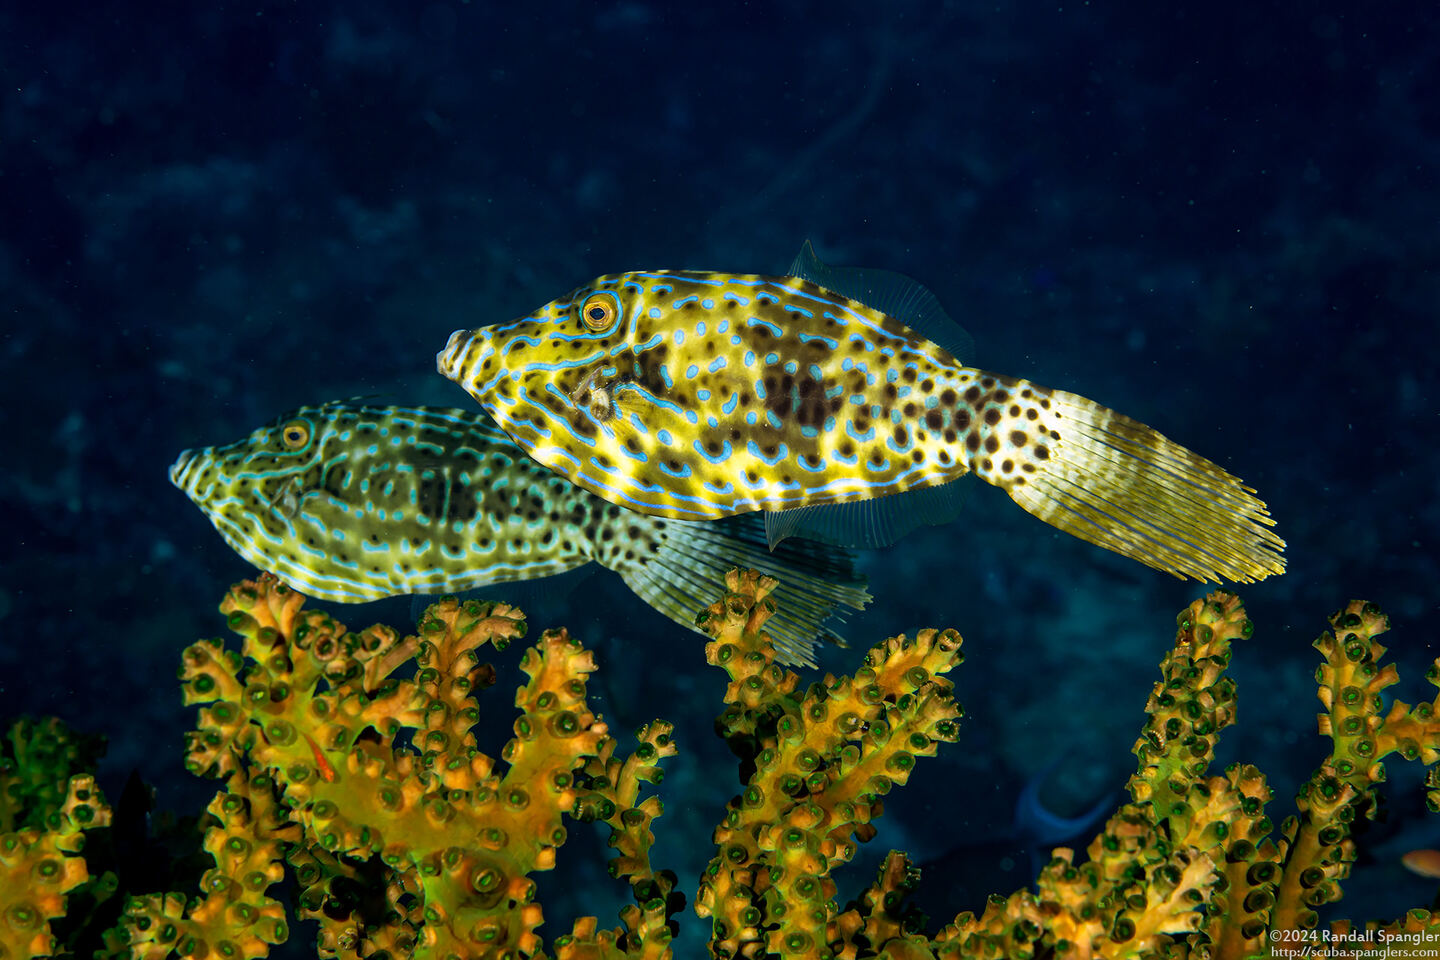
437, 328, 485, 386
169, 448, 202, 499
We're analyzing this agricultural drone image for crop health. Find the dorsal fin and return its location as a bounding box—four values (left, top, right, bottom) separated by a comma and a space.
765, 476, 974, 550
788, 240, 976, 364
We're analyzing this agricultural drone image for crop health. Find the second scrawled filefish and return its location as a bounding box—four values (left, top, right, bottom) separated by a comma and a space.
169, 401, 869, 664
437, 245, 1285, 582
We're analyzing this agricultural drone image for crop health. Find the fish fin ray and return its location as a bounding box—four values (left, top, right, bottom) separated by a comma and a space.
1001, 390, 1286, 582
789, 240, 976, 364
614, 513, 871, 666
765, 476, 974, 550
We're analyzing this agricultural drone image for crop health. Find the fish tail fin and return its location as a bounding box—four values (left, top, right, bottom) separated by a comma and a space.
968, 380, 1286, 582
613, 514, 871, 666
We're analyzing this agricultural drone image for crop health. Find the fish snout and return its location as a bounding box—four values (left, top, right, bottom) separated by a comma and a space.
169, 448, 203, 497
437, 328, 490, 390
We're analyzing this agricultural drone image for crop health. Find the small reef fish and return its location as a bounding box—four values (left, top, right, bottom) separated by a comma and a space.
169, 401, 870, 665
1402, 848, 1440, 880
437, 245, 1286, 582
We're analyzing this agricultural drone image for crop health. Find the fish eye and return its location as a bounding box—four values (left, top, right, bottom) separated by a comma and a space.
579, 293, 618, 331
281, 421, 311, 449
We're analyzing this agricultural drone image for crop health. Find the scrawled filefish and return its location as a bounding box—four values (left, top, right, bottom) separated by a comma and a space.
168, 401, 870, 664
437, 244, 1285, 582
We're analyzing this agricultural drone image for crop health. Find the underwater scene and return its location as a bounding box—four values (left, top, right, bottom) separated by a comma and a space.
4, 2, 1439, 957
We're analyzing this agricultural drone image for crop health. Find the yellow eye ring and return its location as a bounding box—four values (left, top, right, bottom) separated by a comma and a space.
281, 421, 311, 449
579, 293, 619, 331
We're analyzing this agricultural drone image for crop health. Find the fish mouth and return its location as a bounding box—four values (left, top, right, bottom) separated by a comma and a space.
169, 448, 202, 499
437, 328, 487, 390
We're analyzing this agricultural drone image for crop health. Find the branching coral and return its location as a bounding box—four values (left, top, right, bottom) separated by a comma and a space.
122, 573, 677, 959
8, 573, 1440, 959
695, 569, 963, 958
692, 575, 1440, 958
0, 718, 113, 960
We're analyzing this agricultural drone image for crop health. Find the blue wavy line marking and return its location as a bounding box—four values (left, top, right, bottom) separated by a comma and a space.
619, 381, 683, 416
746, 440, 789, 467
693, 439, 733, 464
846, 421, 875, 441
798, 332, 838, 348
746, 315, 784, 337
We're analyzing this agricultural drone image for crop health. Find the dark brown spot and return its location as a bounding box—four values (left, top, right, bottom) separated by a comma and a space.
1002, 460, 1013, 472
1025, 408, 1038, 421
925, 410, 943, 431
1010, 430, 1027, 446
1035, 445, 1050, 460
984, 436, 999, 453
984, 409, 1001, 426
964, 386, 982, 403
892, 425, 907, 445
966, 432, 981, 452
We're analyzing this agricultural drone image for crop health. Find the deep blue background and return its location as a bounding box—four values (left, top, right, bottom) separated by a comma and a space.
4, 0, 1438, 949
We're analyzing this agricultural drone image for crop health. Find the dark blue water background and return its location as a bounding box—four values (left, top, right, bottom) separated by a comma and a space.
4, 1, 1437, 950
